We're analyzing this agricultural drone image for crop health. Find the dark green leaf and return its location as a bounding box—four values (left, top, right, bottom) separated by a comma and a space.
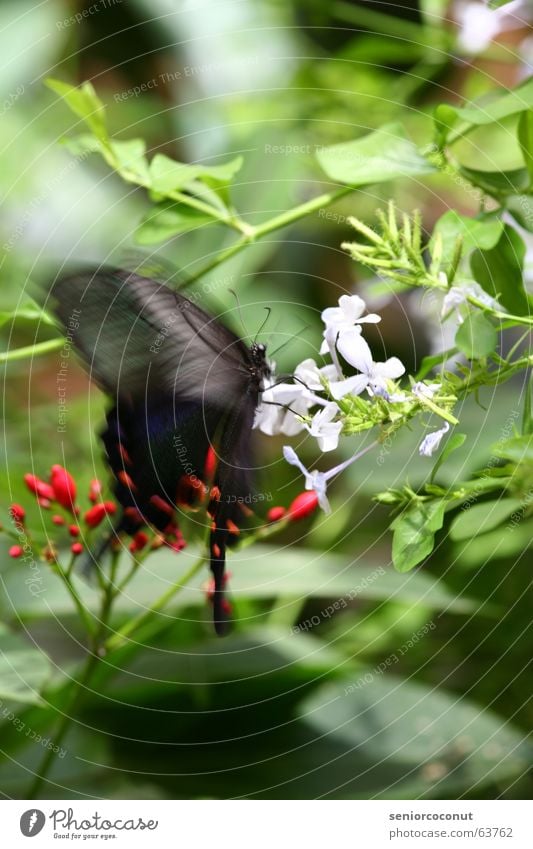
316, 122, 434, 186
460, 165, 530, 196
455, 312, 498, 359
300, 674, 532, 798
523, 373, 533, 436
470, 224, 529, 315
492, 435, 533, 463
391, 500, 446, 573
430, 433, 467, 483
449, 498, 523, 542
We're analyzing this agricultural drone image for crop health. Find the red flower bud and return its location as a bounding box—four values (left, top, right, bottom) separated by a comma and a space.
88, 478, 102, 503
71, 542, 83, 555
68, 524, 80, 537
84, 501, 116, 528
129, 530, 149, 553
24, 474, 55, 501
50, 465, 77, 511
266, 506, 286, 523
52, 514, 65, 525
204, 445, 218, 481
9, 545, 23, 558
38, 497, 51, 509
288, 490, 319, 521
9, 504, 25, 524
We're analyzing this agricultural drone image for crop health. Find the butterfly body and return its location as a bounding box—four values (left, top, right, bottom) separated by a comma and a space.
48, 268, 270, 633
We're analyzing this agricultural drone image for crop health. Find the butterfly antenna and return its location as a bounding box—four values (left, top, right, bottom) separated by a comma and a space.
268, 321, 311, 357
228, 289, 250, 338
253, 307, 272, 343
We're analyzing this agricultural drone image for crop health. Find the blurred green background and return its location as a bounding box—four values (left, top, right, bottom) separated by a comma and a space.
0, 0, 532, 800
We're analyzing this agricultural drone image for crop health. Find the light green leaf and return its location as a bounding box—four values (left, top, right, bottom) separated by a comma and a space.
430, 211, 503, 269
46, 78, 109, 148
449, 498, 524, 542
470, 224, 529, 316
300, 674, 532, 798
135, 203, 214, 244
316, 122, 434, 186
391, 500, 446, 573
0, 626, 51, 706
149, 152, 243, 194
443, 77, 533, 129
518, 110, 533, 183
489, 0, 519, 7
455, 312, 498, 360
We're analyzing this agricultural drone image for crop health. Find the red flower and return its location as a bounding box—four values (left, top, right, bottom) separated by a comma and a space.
24, 474, 55, 501
50, 465, 77, 511
88, 478, 102, 503
288, 490, 319, 521
266, 506, 286, 523
9, 545, 23, 558
71, 542, 83, 555
129, 530, 149, 553
9, 504, 25, 524
84, 501, 116, 529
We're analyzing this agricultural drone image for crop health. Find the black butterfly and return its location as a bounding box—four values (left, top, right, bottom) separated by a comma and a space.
48, 267, 271, 634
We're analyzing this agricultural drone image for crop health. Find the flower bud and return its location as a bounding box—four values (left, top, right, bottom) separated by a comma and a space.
71, 542, 83, 555
288, 490, 319, 521
24, 474, 55, 501
68, 524, 80, 537
88, 478, 102, 503
84, 501, 116, 528
9, 504, 25, 524
266, 506, 286, 522
9, 545, 23, 558
50, 465, 77, 511
52, 515, 65, 525
129, 530, 149, 553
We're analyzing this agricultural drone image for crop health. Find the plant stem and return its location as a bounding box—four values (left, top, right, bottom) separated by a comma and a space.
0, 337, 64, 364
105, 553, 206, 651
181, 185, 355, 287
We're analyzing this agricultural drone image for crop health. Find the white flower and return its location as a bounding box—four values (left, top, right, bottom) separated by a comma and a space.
294, 358, 338, 391
320, 295, 381, 375
441, 282, 499, 322
330, 330, 405, 398
412, 382, 441, 400
419, 421, 450, 457
304, 403, 342, 452
283, 441, 377, 513
254, 378, 312, 436
455, 0, 524, 55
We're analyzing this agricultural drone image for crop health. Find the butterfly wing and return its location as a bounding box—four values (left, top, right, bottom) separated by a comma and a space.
48, 267, 252, 404
48, 267, 261, 633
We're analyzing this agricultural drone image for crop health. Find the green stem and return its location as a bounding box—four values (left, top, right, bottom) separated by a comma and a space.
105, 553, 206, 652
182, 185, 355, 287
0, 337, 64, 364
53, 563, 96, 638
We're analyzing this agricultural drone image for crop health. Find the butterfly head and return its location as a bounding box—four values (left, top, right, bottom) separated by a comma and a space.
249, 342, 271, 386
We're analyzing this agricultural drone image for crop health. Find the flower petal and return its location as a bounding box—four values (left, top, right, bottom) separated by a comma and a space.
329, 374, 369, 399
336, 329, 373, 373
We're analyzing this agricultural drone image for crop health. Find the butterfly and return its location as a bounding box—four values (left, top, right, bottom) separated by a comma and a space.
48, 267, 271, 634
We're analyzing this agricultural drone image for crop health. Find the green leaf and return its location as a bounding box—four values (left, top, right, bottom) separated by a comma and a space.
391, 500, 446, 573
443, 77, 533, 130
489, 0, 519, 7
149, 153, 243, 194
470, 224, 529, 315
492, 434, 533, 463
430, 432, 467, 483
505, 194, 533, 231
460, 165, 530, 196
46, 78, 110, 149
135, 203, 214, 244
449, 498, 524, 542
109, 139, 150, 184
430, 211, 503, 269
518, 110, 533, 183
455, 312, 498, 359
316, 122, 434, 186
300, 674, 532, 798
0, 627, 51, 706
523, 373, 533, 436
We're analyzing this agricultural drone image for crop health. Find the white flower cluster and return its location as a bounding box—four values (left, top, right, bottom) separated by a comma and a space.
254, 295, 405, 452
254, 294, 454, 512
